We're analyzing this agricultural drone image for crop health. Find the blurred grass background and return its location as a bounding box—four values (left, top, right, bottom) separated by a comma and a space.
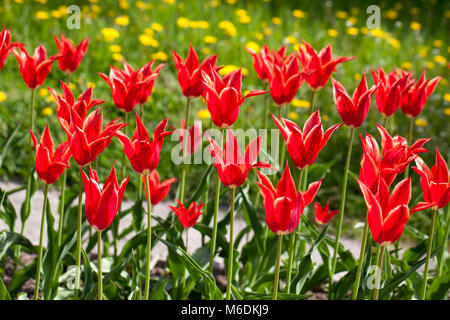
0, 0, 448, 236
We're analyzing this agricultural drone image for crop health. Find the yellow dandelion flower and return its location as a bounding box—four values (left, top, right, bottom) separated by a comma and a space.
444, 108, 450, 116
51, 10, 63, 19
291, 99, 310, 108
263, 28, 272, 36
425, 61, 435, 69
272, 17, 282, 25
410, 7, 419, 15
388, 38, 401, 50
441, 78, 448, 86
285, 35, 297, 44
444, 93, 450, 102
42, 107, 53, 116
112, 53, 123, 61
370, 29, 386, 39
38, 88, 48, 97
254, 32, 264, 40
35, 0, 47, 4
328, 29, 338, 38
419, 46, 428, 58
14, 0, 23, 3
322, 114, 329, 122
177, 17, 190, 28
109, 45, 122, 53
201, 47, 212, 55
163, 0, 175, 4
354, 73, 362, 80
410, 22, 421, 31
415, 118, 428, 127
0, 91, 6, 103
196, 21, 210, 29
288, 112, 299, 120
434, 55, 447, 65
208, 0, 219, 7
246, 41, 260, 53
87, 82, 96, 89
119, 0, 129, 9
151, 51, 168, 61
35, 11, 49, 20
101, 28, 119, 42
219, 65, 239, 76
144, 28, 154, 36
350, 7, 360, 16
360, 27, 369, 35
385, 9, 398, 20
347, 27, 359, 36
204, 36, 217, 44
347, 17, 357, 25
138, 34, 159, 47
445, 10, 450, 19
433, 39, 443, 47
401, 62, 412, 70
336, 10, 348, 19
226, 0, 237, 4
115, 15, 130, 26
394, 2, 402, 10
239, 15, 251, 24
91, 4, 102, 14
292, 9, 306, 18
151, 23, 163, 32
218, 20, 237, 36
198, 109, 211, 119
235, 9, 247, 16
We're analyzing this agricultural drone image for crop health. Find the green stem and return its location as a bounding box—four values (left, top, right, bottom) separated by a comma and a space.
352, 219, 369, 300
74, 168, 83, 299
437, 204, 450, 277
329, 126, 355, 294
179, 97, 191, 203
144, 172, 153, 300
33, 183, 49, 300
404, 117, 414, 179
209, 128, 224, 273
285, 169, 304, 293
308, 89, 316, 116
420, 209, 437, 300
226, 188, 236, 300
263, 83, 270, 130
373, 245, 385, 300
97, 231, 103, 300
57, 169, 67, 247
272, 234, 283, 300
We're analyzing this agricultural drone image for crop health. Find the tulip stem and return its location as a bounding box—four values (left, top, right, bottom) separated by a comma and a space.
226, 188, 236, 300
33, 183, 49, 300
437, 204, 450, 277
329, 126, 355, 295
144, 172, 153, 300
74, 169, 83, 299
285, 169, 304, 293
373, 245, 385, 300
209, 128, 225, 274
308, 89, 316, 116
97, 230, 103, 300
420, 208, 437, 300
273, 234, 283, 300
351, 218, 369, 300
57, 169, 67, 247
403, 117, 414, 179
179, 97, 191, 204
263, 83, 270, 130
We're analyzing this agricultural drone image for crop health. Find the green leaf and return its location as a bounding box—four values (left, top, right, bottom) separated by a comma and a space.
239, 187, 263, 235
150, 279, 169, 300
427, 271, 450, 300
8, 260, 36, 296
402, 240, 427, 265
0, 188, 17, 231
0, 231, 36, 260
187, 163, 214, 205
0, 277, 11, 300
243, 292, 311, 300
0, 121, 23, 170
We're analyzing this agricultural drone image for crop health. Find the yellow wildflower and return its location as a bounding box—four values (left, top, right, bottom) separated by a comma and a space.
38, 88, 48, 97
139, 34, 159, 47
292, 9, 306, 18
415, 118, 428, 127
401, 62, 412, 70
0, 91, 6, 103
328, 29, 338, 38
115, 15, 130, 26
144, 28, 154, 36
354, 73, 362, 80
444, 108, 450, 116
201, 47, 212, 55
109, 45, 122, 53
335, 10, 348, 19
163, 0, 175, 4
198, 109, 211, 119
112, 53, 122, 61
347, 27, 359, 36
444, 93, 450, 102
204, 36, 217, 44
177, 17, 190, 28
388, 38, 401, 50
410, 22, 421, 31
291, 99, 310, 108
385, 9, 398, 20
239, 15, 251, 24
35, 11, 49, 20
272, 17, 282, 25
119, 0, 129, 9
285, 35, 297, 44
425, 61, 435, 69
87, 82, 96, 89
218, 20, 237, 36
433, 40, 443, 47
434, 55, 447, 65
410, 7, 419, 15
101, 28, 119, 42
288, 112, 299, 120
246, 41, 260, 53
42, 107, 53, 116
151, 23, 164, 32
151, 51, 168, 61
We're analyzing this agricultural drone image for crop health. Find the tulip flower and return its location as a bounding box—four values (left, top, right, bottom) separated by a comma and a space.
257, 165, 321, 299
54, 34, 90, 73
247, 45, 274, 81
332, 72, 378, 128
272, 110, 342, 170
371, 67, 412, 119
207, 128, 272, 188
30, 125, 71, 185
169, 200, 204, 229
401, 70, 441, 119
173, 44, 219, 98
115, 113, 172, 174
298, 40, 355, 91
314, 201, 339, 225
0, 27, 18, 70
413, 149, 450, 300
359, 124, 430, 194
142, 170, 177, 205
179, 119, 203, 155
13, 44, 60, 89
201, 68, 267, 128
81, 164, 129, 300
60, 108, 126, 167
99, 59, 164, 113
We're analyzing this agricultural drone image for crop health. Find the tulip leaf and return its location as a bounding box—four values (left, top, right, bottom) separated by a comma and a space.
8, 259, 37, 296
243, 292, 311, 300
187, 163, 214, 205
0, 231, 36, 261
0, 121, 22, 170
239, 186, 263, 235
0, 277, 11, 300
426, 271, 450, 300
0, 188, 17, 232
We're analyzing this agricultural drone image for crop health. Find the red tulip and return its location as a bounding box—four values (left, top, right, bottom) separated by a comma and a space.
247, 45, 286, 81
81, 164, 129, 231
169, 200, 204, 228
201, 68, 266, 128
359, 124, 430, 194
60, 108, 126, 167
358, 177, 433, 245
257, 164, 322, 235
30, 125, 71, 184
207, 128, 272, 188
332, 72, 378, 128
173, 44, 219, 98
0, 27, 18, 70
54, 34, 90, 73
179, 119, 203, 155
272, 110, 342, 170
142, 170, 177, 205
49, 81, 104, 128
99, 59, 164, 112
371, 67, 412, 118
298, 40, 355, 90
314, 201, 339, 225
401, 70, 441, 118
267, 52, 308, 106
413, 149, 450, 210
115, 113, 172, 174
13, 44, 60, 89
